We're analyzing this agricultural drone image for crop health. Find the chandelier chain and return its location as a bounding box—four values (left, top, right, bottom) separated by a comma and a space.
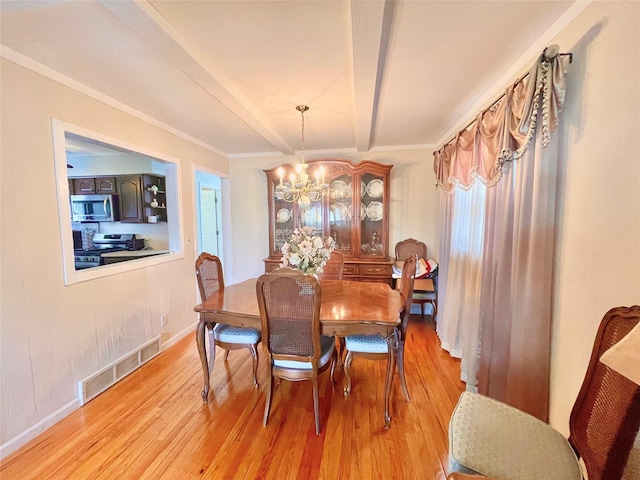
301, 107, 305, 161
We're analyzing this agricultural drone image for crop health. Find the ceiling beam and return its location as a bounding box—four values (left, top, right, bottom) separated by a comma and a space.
99, 0, 294, 154
350, 0, 394, 153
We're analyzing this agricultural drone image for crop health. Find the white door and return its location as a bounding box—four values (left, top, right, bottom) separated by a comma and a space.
199, 185, 220, 256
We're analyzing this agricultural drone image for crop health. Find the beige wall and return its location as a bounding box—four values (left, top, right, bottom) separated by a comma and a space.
546, 1, 640, 435
1, 0, 638, 458
227, 150, 438, 285
0, 59, 227, 453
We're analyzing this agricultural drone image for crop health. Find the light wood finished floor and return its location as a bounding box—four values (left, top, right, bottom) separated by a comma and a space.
1, 316, 464, 479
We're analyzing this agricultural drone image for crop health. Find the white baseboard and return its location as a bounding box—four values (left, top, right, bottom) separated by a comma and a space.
0, 398, 81, 461
162, 323, 196, 350
0, 325, 196, 461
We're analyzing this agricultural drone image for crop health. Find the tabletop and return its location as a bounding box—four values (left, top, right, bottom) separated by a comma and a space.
194, 278, 405, 333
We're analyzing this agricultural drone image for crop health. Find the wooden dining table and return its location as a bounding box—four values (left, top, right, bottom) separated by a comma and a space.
193, 278, 405, 428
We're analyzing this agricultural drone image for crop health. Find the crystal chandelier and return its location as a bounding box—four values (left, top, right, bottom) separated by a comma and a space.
274, 105, 328, 210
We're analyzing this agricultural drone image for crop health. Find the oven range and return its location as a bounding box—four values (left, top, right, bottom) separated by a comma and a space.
74, 233, 143, 270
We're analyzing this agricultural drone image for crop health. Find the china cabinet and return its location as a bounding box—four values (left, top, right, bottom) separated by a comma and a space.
263, 158, 393, 284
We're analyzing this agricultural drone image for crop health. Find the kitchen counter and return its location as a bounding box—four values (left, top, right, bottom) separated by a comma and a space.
102, 249, 170, 264
102, 249, 170, 258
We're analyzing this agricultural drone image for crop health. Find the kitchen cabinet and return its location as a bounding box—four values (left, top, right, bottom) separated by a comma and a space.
142, 174, 167, 223
95, 177, 117, 193
117, 175, 144, 223
71, 176, 116, 194
263, 158, 393, 284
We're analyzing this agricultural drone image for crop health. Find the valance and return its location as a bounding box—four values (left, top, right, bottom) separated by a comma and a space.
434, 47, 571, 193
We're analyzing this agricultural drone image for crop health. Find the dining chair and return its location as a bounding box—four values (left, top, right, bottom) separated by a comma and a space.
317, 250, 344, 280
343, 255, 417, 401
195, 252, 261, 388
395, 238, 437, 321
317, 250, 346, 363
256, 267, 337, 435
447, 305, 640, 480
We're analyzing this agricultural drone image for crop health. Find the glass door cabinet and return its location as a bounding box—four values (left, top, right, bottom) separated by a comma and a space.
264, 158, 393, 284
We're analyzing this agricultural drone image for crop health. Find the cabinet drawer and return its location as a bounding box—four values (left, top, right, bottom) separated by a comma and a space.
343, 264, 357, 276
359, 264, 392, 276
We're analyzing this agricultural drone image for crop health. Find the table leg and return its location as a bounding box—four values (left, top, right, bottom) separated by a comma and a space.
383, 333, 396, 429
196, 317, 211, 403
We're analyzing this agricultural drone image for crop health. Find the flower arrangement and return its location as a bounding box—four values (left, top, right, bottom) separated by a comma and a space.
280, 226, 336, 275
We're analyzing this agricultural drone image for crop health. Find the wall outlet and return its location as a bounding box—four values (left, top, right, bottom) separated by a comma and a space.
160, 314, 168, 327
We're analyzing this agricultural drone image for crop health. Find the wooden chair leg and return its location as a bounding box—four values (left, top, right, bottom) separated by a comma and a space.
396, 340, 410, 402
250, 344, 259, 388
343, 351, 353, 398
312, 376, 320, 435
208, 330, 216, 375
263, 372, 274, 427
224, 350, 230, 361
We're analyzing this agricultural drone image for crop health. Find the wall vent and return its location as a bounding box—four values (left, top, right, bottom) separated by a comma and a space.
78, 336, 161, 405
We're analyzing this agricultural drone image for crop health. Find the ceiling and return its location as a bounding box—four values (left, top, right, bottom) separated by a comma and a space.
0, 0, 577, 159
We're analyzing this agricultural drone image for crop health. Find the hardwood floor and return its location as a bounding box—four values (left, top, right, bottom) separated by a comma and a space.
0, 315, 464, 479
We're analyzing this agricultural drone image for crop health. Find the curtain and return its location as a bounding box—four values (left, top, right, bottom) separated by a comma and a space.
433, 48, 570, 419
477, 131, 559, 420
437, 181, 486, 386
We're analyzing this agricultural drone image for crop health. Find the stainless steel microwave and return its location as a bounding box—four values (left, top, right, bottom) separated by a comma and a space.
71, 194, 120, 222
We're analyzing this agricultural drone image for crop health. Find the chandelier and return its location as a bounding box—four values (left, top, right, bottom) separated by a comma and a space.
274, 105, 328, 210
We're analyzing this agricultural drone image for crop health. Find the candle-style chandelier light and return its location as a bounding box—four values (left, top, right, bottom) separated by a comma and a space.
274, 105, 328, 210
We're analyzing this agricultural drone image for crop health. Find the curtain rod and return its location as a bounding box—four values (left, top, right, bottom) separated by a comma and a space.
434, 51, 573, 154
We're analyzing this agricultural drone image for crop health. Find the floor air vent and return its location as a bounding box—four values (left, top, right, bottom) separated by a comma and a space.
78, 336, 161, 405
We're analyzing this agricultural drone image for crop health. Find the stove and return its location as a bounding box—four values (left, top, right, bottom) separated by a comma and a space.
74, 233, 140, 270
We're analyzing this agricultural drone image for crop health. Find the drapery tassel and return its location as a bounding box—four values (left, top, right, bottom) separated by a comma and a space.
499, 49, 567, 164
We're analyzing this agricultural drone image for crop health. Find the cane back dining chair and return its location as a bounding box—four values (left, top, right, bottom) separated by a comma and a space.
195, 252, 261, 388
395, 238, 437, 321
256, 268, 337, 435
447, 305, 640, 480
343, 255, 417, 401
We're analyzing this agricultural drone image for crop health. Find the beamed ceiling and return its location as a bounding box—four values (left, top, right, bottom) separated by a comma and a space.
0, 0, 579, 158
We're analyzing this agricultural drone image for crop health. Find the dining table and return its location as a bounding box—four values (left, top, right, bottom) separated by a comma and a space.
193, 278, 405, 428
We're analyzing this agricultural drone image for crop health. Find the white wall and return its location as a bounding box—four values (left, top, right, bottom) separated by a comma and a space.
0, 59, 228, 455
227, 150, 438, 285
546, 1, 640, 434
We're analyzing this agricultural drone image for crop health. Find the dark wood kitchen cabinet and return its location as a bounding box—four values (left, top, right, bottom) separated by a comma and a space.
117, 175, 144, 223
116, 174, 167, 223
95, 177, 117, 193
71, 176, 116, 194
142, 174, 167, 223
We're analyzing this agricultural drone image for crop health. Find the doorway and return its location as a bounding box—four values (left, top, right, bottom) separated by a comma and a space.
195, 171, 222, 258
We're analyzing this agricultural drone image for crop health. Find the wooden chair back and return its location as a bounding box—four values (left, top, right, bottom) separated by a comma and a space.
398, 255, 417, 341
568, 305, 640, 480
318, 250, 345, 280
195, 252, 224, 300
395, 238, 427, 262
